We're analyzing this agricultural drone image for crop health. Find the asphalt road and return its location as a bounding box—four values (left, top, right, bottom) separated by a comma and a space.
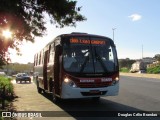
10, 76, 160, 120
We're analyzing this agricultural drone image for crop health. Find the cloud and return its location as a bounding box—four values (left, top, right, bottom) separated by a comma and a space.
128, 14, 142, 21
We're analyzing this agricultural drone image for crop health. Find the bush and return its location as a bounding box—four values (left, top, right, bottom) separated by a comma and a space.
120, 67, 130, 73
147, 65, 160, 74
0, 76, 13, 98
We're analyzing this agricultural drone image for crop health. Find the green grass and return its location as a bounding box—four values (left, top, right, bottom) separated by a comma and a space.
0, 76, 14, 111
147, 65, 160, 74
120, 67, 130, 73
0, 76, 13, 94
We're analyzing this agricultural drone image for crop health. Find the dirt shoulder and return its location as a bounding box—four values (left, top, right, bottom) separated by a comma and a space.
120, 72, 160, 79
11, 80, 63, 111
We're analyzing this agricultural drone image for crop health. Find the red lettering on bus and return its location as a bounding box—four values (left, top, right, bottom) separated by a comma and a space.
91, 40, 105, 45
70, 38, 79, 43
79, 40, 90, 44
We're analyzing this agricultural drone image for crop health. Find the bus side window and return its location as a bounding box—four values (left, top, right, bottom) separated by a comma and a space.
46, 45, 50, 63
34, 54, 37, 66
38, 52, 41, 65
36, 54, 38, 66
49, 44, 55, 64
41, 50, 44, 64
37, 53, 40, 65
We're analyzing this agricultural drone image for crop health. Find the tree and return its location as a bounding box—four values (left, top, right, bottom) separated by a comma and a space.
154, 54, 160, 62
0, 0, 86, 66
119, 58, 136, 69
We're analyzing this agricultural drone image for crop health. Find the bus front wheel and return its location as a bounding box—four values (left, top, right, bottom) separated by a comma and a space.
52, 88, 59, 103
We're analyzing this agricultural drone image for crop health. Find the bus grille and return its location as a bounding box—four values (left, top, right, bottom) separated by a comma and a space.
81, 91, 107, 96
76, 82, 111, 88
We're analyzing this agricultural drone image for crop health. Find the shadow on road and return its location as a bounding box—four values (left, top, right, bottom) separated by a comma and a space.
39, 93, 160, 120
40, 92, 142, 111
39, 92, 160, 119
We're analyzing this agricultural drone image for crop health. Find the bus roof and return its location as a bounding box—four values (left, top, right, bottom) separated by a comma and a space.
36, 32, 114, 54
59, 32, 112, 40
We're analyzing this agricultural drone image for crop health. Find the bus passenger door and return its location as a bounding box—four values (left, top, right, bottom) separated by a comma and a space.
54, 45, 61, 96
43, 50, 48, 90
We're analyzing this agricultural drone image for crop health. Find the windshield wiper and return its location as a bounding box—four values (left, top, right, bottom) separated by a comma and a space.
80, 55, 89, 73
95, 49, 108, 72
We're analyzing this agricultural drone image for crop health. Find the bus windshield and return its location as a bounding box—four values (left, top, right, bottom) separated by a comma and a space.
62, 37, 118, 74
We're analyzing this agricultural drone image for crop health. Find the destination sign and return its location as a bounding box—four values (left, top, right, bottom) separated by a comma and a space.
70, 38, 106, 45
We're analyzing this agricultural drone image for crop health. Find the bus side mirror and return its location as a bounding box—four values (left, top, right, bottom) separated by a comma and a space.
56, 45, 62, 55
108, 49, 111, 52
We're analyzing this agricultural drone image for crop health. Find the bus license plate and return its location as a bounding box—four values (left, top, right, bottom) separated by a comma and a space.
90, 90, 100, 93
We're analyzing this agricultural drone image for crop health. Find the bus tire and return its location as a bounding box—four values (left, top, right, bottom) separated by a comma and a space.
37, 87, 42, 93
52, 88, 58, 103
37, 80, 42, 93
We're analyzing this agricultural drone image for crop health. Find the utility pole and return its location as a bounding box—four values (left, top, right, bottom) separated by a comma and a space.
142, 44, 143, 60
112, 28, 116, 41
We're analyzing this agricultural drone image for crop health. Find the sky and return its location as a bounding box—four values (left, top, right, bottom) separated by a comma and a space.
10, 0, 160, 64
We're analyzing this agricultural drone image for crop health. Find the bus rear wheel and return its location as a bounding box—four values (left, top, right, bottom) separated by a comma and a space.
37, 80, 42, 93
37, 86, 42, 93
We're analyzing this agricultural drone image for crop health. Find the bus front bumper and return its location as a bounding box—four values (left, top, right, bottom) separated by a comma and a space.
61, 82, 119, 99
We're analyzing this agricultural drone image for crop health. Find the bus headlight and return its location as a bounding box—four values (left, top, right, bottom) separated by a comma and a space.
111, 77, 119, 86
64, 77, 70, 83
115, 77, 119, 81
64, 77, 77, 88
